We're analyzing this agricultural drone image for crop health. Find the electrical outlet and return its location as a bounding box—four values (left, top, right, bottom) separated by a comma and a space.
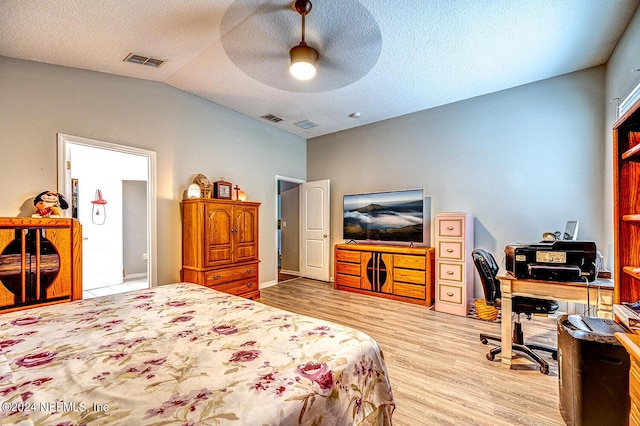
142, 253, 148, 260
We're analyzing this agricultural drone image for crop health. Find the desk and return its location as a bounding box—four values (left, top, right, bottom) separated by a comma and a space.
497, 273, 614, 368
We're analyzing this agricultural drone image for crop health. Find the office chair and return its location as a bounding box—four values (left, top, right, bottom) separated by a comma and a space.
472, 249, 559, 374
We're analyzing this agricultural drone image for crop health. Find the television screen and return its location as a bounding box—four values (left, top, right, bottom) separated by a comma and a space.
343, 189, 424, 243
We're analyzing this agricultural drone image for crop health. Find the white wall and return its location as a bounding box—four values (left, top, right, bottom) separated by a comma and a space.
0, 56, 307, 286
71, 144, 148, 289
308, 67, 606, 297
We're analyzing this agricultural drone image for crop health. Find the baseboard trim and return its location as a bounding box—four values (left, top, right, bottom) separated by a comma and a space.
279, 269, 301, 276
260, 280, 277, 289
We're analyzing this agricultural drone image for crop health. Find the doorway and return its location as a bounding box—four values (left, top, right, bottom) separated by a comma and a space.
57, 134, 157, 297
277, 176, 303, 283
275, 176, 331, 284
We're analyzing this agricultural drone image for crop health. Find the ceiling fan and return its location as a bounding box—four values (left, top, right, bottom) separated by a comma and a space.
289, 0, 318, 81
219, 0, 382, 93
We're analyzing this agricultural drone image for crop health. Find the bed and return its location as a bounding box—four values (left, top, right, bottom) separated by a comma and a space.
0, 283, 395, 425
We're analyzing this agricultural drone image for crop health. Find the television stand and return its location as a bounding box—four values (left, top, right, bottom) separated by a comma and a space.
334, 243, 435, 306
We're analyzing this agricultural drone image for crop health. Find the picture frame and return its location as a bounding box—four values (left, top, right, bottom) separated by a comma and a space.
213, 179, 232, 199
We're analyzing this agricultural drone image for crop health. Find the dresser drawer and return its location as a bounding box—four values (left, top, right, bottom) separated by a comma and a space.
336, 249, 361, 263
437, 262, 463, 282
394, 282, 426, 300
336, 261, 360, 276
394, 254, 425, 270
336, 273, 361, 289
438, 241, 463, 261
438, 283, 463, 305
394, 268, 425, 285
437, 218, 464, 238
204, 264, 257, 286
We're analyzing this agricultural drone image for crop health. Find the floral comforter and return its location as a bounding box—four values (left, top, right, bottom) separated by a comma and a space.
0, 283, 394, 425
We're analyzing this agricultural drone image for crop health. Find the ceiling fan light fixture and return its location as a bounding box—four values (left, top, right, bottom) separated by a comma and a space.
290, 41, 318, 80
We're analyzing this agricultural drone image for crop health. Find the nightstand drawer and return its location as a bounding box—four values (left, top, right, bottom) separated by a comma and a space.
438, 262, 463, 282
438, 218, 464, 238
438, 241, 463, 261
438, 283, 463, 305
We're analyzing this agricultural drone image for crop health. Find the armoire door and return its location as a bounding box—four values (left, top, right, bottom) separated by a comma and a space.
205, 203, 233, 267
233, 204, 258, 264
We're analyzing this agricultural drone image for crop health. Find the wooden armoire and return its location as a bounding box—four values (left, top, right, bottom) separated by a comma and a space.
181, 199, 260, 299
0, 217, 82, 312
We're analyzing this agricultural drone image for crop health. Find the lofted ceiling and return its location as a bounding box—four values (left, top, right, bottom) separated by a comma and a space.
1, 0, 639, 139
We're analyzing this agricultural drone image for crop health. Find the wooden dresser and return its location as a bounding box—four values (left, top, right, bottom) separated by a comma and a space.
182, 199, 260, 300
434, 212, 474, 316
334, 243, 435, 306
0, 217, 82, 312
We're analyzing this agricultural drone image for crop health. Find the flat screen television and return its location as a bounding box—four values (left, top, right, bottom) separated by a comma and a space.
343, 189, 424, 243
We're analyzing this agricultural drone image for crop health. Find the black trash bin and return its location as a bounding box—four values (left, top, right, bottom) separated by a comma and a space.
557, 314, 630, 426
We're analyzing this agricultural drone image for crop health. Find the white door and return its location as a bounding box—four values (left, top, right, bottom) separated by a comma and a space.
300, 179, 330, 281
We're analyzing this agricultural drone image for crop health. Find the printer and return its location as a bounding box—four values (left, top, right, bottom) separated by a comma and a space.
505, 241, 597, 282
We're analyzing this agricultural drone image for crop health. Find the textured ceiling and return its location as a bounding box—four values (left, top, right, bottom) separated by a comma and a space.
1, 0, 639, 139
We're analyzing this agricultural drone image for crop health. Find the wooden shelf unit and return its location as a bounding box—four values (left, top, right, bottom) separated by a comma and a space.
0, 217, 82, 312
334, 243, 435, 306
614, 98, 640, 304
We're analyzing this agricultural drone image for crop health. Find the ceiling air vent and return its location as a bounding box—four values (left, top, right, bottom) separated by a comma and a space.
261, 114, 284, 123
294, 119, 319, 129
123, 53, 165, 68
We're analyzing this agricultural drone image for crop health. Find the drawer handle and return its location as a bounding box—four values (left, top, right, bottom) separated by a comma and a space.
213, 274, 221, 280
446, 249, 454, 253
447, 292, 454, 297
447, 271, 454, 275
246, 283, 253, 288
447, 226, 454, 230
246, 268, 254, 274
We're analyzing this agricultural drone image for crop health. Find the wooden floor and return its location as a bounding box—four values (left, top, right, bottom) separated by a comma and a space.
259, 278, 565, 426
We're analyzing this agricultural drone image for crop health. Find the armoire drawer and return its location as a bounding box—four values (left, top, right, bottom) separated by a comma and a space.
204, 264, 257, 286
205, 279, 258, 297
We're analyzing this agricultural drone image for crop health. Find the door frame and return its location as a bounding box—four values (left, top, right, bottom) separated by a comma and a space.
275, 175, 304, 286
57, 133, 158, 287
